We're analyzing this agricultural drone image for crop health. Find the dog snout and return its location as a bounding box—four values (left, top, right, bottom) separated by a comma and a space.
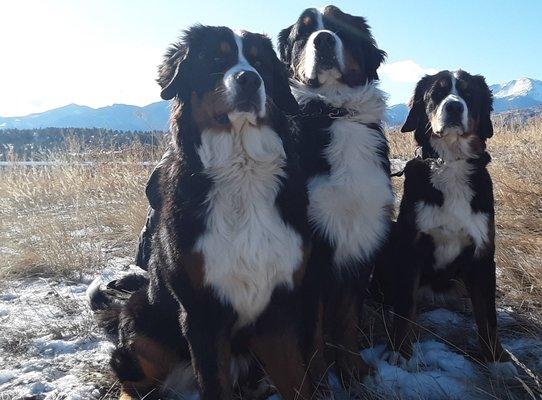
445, 101, 464, 117
314, 31, 335, 51
235, 70, 261, 94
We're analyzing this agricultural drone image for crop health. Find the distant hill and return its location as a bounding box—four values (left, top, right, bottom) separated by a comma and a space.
385, 103, 409, 127
1, 78, 541, 131
0, 102, 170, 131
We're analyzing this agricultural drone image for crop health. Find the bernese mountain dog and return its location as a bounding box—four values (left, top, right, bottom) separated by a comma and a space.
90, 25, 317, 399
278, 5, 393, 388
384, 69, 517, 376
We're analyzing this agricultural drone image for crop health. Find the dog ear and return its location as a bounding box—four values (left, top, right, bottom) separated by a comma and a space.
270, 46, 299, 115
157, 43, 190, 101
474, 74, 494, 139
365, 43, 386, 81
401, 75, 431, 133
277, 25, 293, 63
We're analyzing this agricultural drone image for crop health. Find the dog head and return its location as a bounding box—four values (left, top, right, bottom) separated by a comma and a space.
401, 70, 493, 160
158, 25, 298, 132
278, 5, 385, 88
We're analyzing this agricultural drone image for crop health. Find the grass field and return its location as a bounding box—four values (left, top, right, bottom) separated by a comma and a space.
0, 118, 540, 399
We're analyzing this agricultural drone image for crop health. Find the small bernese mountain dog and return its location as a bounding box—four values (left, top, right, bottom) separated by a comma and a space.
90, 25, 317, 399
278, 5, 393, 387
385, 70, 516, 376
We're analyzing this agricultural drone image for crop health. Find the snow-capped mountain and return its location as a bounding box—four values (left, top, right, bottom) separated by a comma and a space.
490, 77, 542, 112
0, 102, 170, 131
1, 78, 541, 131
385, 103, 409, 127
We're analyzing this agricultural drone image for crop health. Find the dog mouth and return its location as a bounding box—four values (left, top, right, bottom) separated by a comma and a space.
213, 101, 262, 126
234, 100, 261, 114
432, 123, 466, 138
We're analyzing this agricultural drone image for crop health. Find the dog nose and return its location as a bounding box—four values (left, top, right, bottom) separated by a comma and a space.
314, 31, 335, 50
445, 101, 464, 116
235, 71, 261, 93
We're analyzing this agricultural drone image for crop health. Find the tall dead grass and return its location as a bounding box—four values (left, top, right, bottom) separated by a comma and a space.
0, 137, 167, 280
1, 118, 540, 320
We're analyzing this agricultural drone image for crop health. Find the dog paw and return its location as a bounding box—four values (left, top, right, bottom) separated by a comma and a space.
488, 361, 518, 380
382, 350, 408, 368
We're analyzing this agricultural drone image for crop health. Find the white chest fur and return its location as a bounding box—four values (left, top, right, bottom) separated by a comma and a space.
308, 119, 394, 269
195, 126, 303, 327
415, 160, 489, 270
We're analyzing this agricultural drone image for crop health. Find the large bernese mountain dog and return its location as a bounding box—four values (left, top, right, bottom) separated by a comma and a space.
90, 25, 317, 399
278, 5, 393, 388
383, 69, 517, 377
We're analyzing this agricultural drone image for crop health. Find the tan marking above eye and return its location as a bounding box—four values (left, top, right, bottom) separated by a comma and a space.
249, 46, 258, 58
302, 16, 312, 25
439, 79, 448, 88
220, 41, 231, 53
458, 80, 468, 90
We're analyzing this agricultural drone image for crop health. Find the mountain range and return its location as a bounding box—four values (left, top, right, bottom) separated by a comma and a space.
1, 78, 541, 131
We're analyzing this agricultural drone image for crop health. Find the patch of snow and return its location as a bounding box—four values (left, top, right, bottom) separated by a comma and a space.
0, 370, 17, 385
363, 342, 483, 400
0, 257, 138, 399
390, 158, 407, 175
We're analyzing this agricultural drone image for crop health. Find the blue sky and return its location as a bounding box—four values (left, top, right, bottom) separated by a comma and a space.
1, 0, 540, 116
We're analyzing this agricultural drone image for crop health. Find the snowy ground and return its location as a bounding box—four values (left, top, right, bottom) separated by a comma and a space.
0, 257, 139, 400
1, 256, 541, 400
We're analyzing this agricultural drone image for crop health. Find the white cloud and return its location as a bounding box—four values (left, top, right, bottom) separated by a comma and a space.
379, 60, 438, 83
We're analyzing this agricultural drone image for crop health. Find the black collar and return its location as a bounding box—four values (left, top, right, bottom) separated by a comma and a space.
298, 100, 349, 119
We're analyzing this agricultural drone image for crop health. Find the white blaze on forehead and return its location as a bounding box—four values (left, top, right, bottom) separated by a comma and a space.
223, 31, 266, 120
433, 72, 468, 133
314, 8, 325, 29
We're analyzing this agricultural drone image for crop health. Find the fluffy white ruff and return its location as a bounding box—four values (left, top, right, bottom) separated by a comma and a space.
307, 119, 393, 269
429, 129, 477, 162
415, 159, 489, 270
292, 80, 387, 124
196, 124, 303, 328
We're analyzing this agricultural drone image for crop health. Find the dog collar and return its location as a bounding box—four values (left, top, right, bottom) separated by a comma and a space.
299, 100, 349, 119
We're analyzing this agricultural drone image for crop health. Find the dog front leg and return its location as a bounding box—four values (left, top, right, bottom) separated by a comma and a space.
249, 328, 313, 400
389, 259, 421, 362
465, 257, 509, 363
183, 311, 233, 400
326, 285, 371, 389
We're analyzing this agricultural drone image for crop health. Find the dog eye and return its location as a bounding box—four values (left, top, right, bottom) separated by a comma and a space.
213, 56, 225, 64
253, 59, 262, 68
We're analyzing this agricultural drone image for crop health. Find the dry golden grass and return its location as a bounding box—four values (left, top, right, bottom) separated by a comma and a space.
386, 116, 542, 322
0, 138, 167, 280
0, 118, 540, 313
